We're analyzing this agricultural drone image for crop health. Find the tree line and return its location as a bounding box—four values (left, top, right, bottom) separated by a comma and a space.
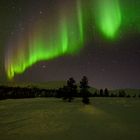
0, 76, 140, 104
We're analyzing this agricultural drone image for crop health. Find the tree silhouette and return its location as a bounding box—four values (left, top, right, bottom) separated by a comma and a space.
110, 93, 117, 97
63, 77, 77, 102
104, 88, 109, 97
99, 89, 103, 97
80, 76, 90, 104
62, 86, 69, 101
126, 94, 131, 98
133, 94, 136, 98
119, 90, 126, 97
93, 90, 98, 97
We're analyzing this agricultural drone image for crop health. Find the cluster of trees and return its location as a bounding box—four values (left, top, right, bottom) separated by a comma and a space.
93, 89, 138, 98
0, 76, 90, 104
0, 76, 140, 103
0, 86, 57, 100
56, 76, 90, 104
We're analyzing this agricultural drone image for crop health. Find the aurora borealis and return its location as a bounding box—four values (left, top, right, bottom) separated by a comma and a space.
0, 0, 140, 88
94, 0, 121, 38
4, 0, 122, 79
5, 0, 85, 79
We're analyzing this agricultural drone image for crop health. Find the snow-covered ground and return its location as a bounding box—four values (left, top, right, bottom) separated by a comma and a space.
0, 98, 140, 140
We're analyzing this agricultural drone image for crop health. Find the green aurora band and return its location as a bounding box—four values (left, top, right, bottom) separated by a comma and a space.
94, 0, 122, 39
5, 0, 140, 79
5, 0, 85, 79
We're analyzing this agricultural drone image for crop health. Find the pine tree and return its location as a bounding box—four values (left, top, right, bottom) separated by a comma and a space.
63, 77, 77, 102
100, 89, 103, 97
104, 88, 109, 97
80, 76, 90, 104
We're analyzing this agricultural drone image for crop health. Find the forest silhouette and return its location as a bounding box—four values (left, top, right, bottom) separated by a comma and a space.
0, 76, 139, 104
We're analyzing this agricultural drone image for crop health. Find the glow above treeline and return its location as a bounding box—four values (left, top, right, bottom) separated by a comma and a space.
5, 0, 139, 79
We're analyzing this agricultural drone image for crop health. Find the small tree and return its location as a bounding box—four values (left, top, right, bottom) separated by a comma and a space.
104, 88, 109, 97
93, 91, 98, 97
110, 93, 115, 97
62, 86, 69, 101
118, 90, 126, 97
133, 94, 136, 98
126, 94, 131, 98
80, 76, 90, 104
63, 77, 77, 102
99, 89, 103, 97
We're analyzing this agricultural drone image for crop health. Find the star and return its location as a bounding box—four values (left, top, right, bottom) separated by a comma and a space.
42, 65, 46, 69
39, 11, 43, 15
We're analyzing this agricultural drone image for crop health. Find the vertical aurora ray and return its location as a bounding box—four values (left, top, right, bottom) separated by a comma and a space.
76, 0, 84, 42
60, 19, 68, 53
94, 0, 122, 39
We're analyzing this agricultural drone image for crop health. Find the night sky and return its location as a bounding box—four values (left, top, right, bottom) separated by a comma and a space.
0, 0, 140, 89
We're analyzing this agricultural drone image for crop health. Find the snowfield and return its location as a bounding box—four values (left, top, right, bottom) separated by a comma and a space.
0, 98, 140, 140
